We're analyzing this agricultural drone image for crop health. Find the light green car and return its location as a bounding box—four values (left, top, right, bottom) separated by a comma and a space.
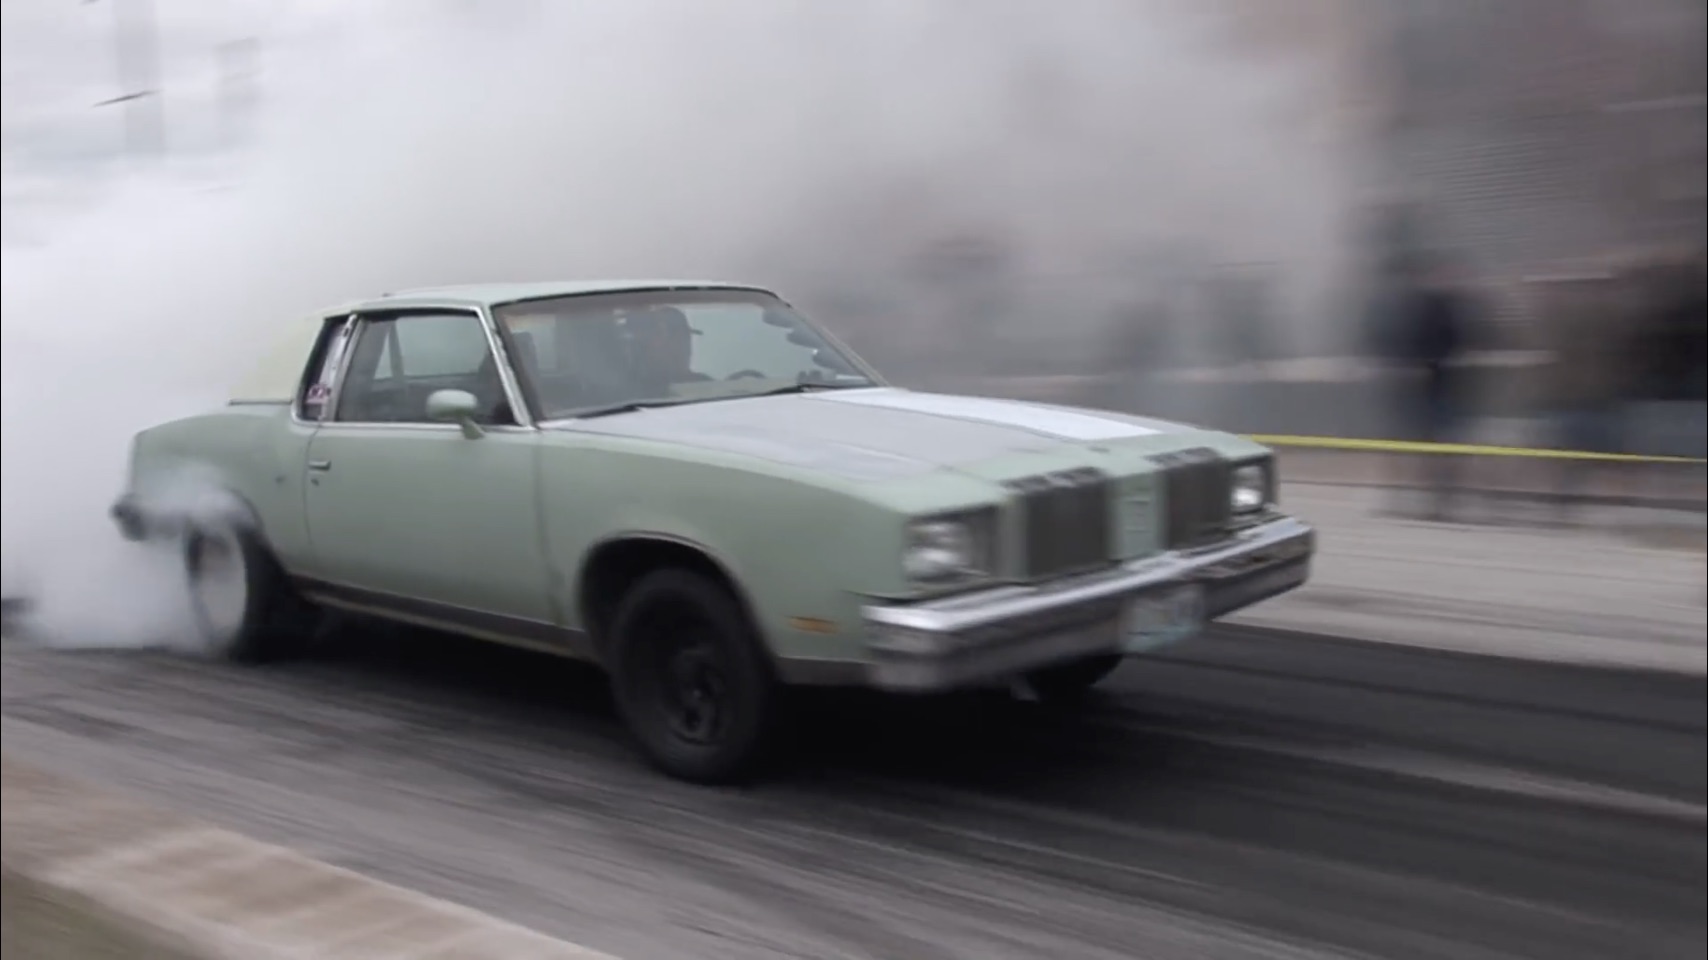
113, 280, 1315, 783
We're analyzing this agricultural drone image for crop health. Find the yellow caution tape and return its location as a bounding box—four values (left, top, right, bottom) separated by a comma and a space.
1247, 434, 1707, 465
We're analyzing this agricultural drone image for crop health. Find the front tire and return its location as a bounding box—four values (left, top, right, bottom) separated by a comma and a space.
1024, 653, 1124, 704
608, 569, 780, 785
183, 525, 315, 663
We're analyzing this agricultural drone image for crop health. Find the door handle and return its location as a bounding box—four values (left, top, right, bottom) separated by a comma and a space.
308, 460, 332, 472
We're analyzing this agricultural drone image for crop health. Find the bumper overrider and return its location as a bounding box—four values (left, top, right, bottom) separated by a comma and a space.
861, 515, 1315, 692
109, 492, 195, 542
110, 493, 155, 542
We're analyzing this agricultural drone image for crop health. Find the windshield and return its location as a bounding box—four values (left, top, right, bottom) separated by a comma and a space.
493, 289, 880, 420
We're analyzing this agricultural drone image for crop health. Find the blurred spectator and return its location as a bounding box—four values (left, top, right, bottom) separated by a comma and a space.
1366, 199, 1427, 284
1536, 270, 1637, 523
1374, 252, 1479, 520
1103, 294, 1172, 377
1624, 249, 1708, 507
1640, 250, 1708, 408
1206, 264, 1278, 368
910, 230, 1017, 373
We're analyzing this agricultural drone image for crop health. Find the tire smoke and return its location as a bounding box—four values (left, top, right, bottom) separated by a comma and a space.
2, 0, 1358, 650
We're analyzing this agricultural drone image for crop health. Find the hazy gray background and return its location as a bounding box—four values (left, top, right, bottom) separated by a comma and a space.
0, 0, 1362, 635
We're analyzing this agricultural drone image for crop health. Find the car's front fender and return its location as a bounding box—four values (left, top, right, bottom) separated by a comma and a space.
539, 437, 907, 667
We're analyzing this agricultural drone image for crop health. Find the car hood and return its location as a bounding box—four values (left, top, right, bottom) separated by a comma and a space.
552, 387, 1213, 482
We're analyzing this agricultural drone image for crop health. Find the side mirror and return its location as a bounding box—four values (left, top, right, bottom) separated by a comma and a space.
424, 389, 484, 439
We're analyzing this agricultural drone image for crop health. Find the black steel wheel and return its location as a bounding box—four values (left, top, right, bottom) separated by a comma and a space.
182, 524, 317, 664
1024, 653, 1125, 704
609, 569, 779, 784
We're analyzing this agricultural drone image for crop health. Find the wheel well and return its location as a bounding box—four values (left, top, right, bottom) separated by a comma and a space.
116, 480, 265, 545
578, 537, 762, 658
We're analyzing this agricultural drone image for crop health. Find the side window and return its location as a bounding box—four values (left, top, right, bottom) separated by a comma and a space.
334, 312, 512, 424
297, 315, 354, 422
392, 314, 493, 377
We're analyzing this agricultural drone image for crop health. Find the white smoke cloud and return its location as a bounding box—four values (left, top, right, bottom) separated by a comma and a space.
1, 0, 1359, 648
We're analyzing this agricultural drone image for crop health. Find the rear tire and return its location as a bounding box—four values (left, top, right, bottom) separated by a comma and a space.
1024, 653, 1124, 704
183, 525, 317, 663
608, 569, 780, 785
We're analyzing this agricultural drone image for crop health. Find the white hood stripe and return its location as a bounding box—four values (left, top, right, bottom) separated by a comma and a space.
817, 389, 1164, 442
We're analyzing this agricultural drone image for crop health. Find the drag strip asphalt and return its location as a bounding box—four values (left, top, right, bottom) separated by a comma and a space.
2, 623, 1703, 960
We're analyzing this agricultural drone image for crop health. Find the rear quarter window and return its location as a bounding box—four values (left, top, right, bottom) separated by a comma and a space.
297, 317, 353, 421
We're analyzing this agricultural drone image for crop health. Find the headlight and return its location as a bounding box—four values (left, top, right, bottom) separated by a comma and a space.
1230, 462, 1269, 513
903, 513, 993, 584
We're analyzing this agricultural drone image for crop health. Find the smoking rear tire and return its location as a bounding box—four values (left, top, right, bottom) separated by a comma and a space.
609, 569, 780, 785
1025, 653, 1124, 703
183, 525, 315, 664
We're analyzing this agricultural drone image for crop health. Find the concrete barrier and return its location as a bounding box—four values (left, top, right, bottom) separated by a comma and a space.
1, 754, 615, 960
1230, 483, 1707, 673
1273, 446, 1707, 513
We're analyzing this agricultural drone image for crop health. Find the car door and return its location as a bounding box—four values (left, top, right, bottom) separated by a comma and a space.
302, 308, 555, 628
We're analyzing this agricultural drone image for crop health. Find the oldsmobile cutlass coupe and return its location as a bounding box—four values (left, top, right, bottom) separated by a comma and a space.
114, 281, 1314, 783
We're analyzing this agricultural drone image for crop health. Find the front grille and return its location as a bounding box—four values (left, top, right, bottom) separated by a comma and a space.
1153, 448, 1232, 550
1004, 467, 1112, 580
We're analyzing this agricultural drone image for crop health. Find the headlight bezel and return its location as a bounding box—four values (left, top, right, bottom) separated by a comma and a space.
902, 506, 998, 587
1229, 457, 1276, 514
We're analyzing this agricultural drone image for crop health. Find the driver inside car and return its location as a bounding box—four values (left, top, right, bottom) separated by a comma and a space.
627, 306, 712, 392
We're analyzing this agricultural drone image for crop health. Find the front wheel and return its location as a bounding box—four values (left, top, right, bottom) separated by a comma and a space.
1024, 653, 1124, 704
183, 525, 316, 663
608, 569, 780, 784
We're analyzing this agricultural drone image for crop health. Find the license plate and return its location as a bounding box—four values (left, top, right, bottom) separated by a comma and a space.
1123, 583, 1205, 653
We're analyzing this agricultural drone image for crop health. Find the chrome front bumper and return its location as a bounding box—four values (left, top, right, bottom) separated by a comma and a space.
110, 492, 199, 543
861, 515, 1315, 693
111, 494, 150, 542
